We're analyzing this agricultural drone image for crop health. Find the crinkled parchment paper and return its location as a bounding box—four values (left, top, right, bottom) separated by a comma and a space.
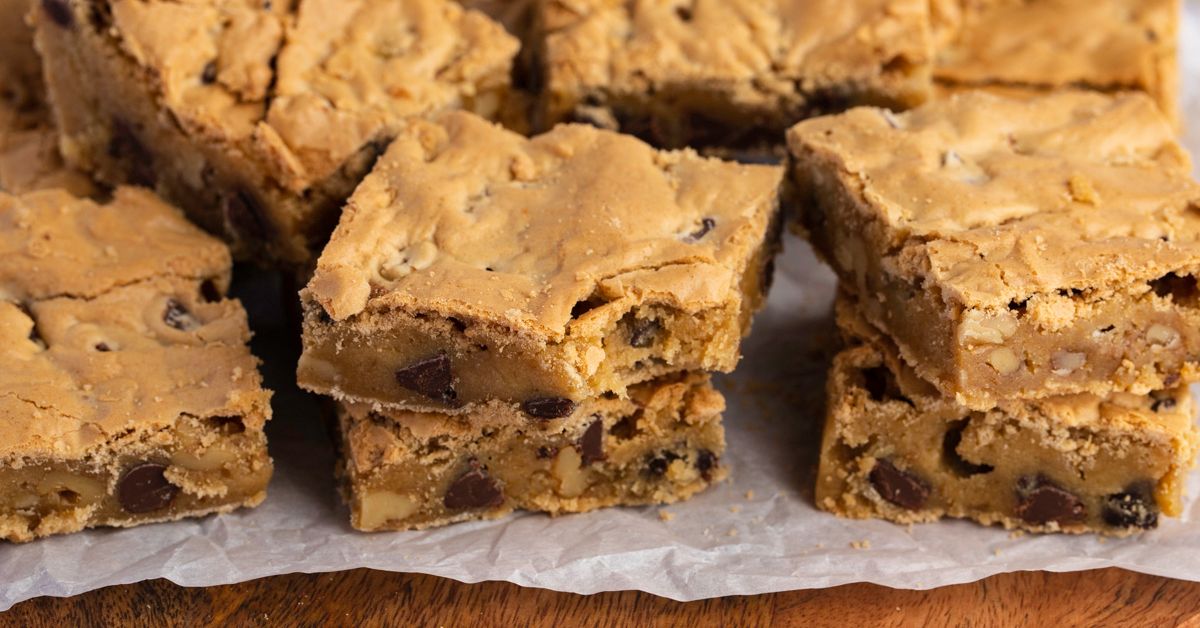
3, 5, 1200, 610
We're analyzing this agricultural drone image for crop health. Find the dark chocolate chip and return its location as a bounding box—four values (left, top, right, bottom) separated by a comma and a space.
1102, 481, 1158, 530
42, 0, 73, 28
200, 279, 222, 303
1151, 393, 1177, 412
117, 462, 180, 514
1163, 372, 1181, 387
675, 5, 693, 21
94, 342, 111, 352
626, 316, 661, 348
579, 417, 605, 465
107, 120, 156, 187
394, 353, 457, 404
942, 419, 994, 477
868, 459, 930, 510
1014, 476, 1086, 525
696, 449, 717, 481
162, 299, 199, 331
443, 460, 503, 510
686, 217, 716, 241
536, 445, 558, 460
522, 396, 576, 419
645, 451, 681, 477
201, 61, 218, 84
223, 189, 270, 242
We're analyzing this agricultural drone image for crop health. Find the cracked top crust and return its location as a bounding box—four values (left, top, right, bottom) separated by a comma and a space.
788, 91, 1200, 309
0, 188, 230, 302
307, 111, 781, 340
931, 0, 1177, 121
0, 187, 269, 460
89, 0, 518, 193
540, 0, 931, 104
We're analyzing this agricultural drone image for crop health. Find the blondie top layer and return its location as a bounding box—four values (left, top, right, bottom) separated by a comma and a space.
34, 0, 519, 262
339, 372, 726, 531
818, 297, 1198, 535
301, 112, 781, 414
536, 0, 933, 147
789, 91, 1200, 409
931, 0, 1178, 123
0, 188, 272, 542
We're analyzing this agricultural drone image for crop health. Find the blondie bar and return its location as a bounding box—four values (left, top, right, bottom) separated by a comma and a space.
1, 187, 272, 542
338, 372, 725, 530
931, 0, 1178, 123
33, 0, 519, 264
818, 296, 1198, 535
789, 91, 1200, 410
300, 111, 781, 415
534, 0, 933, 148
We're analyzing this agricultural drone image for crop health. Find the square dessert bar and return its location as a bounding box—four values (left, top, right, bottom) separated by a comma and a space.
300, 111, 781, 415
0, 187, 272, 542
818, 296, 1198, 535
33, 0, 519, 264
338, 372, 726, 531
534, 0, 933, 148
930, 0, 1178, 123
789, 91, 1200, 410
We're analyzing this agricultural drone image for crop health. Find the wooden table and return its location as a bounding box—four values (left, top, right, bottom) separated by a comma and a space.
5, 568, 1199, 626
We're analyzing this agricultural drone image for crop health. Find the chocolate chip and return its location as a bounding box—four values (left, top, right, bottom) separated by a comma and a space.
579, 417, 605, 465
1014, 476, 1086, 525
223, 189, 270, 242
675, 5, 693, 21
117, 463, 180, 514
686, 217, 716, 241
645, 451, 680, 477
443, 460, 503, 510
394, 353, 457, 404
42, 0, 72, 28
107, 120, 156, 187
626, 315, 660, 348
200, 279, 222, 303
1102, 482, 1158, 529
1151, 393, 1177, 412
201, 61, 218, 84
868, 459, 929, 510
522, 396, 576, 419
536, 445, 558, 460
696, 449, 717, 481
94, 342, 111, 352
163, 299, 199, 331
1164, 372, 1181, 387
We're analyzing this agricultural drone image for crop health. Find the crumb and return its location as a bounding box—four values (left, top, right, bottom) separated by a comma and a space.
745, 490, 755, 500
815, 543, 824, 549
727, 528, 739, 537
729, 505, 741, 514
658, 510, 674, 522
703, 527, 712, 537
993, 548, 1001, 557
850, 540, 871, 550
1009, 530, 1025, 539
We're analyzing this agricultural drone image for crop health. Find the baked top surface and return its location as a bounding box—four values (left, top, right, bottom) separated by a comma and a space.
932, 0, 1176, 89
69, 0, 518, 192
0, 188, 267, 460
308, 111, 781, 340
788, 91, 1200, 308
541, 0, 930, 92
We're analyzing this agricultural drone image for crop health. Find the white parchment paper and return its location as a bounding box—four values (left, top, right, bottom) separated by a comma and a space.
3, 6, 1200, 610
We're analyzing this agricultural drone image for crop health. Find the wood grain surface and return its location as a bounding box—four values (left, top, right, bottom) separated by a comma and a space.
5, 568, 1199, 627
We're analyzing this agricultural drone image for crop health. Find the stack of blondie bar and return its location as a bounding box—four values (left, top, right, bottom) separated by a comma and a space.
789, 89, 1200, 534
295, 112, 783, 530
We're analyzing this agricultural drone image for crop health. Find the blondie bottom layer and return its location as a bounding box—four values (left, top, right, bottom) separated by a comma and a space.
789, 91, 1200, 410
300, 112, 781, 415
818, 297, 1198, 535
930, 0, 1178, 123
339, 373, 726, 531
34, 0, 519, 264
0, 188, 272, 542
534, 0, 933, 148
